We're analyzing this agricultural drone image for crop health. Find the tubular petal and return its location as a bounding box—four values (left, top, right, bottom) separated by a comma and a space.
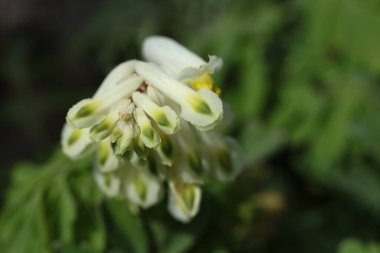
142, 36, 205, 78
168, 180, 201, 223
94, 170, 121, 197
134, 107, 161, 148
135, 62, 223, 130
132, 92, 180, 134
61, 124, 93, 159
125, 163, 162, 208
97, 138, 119, 172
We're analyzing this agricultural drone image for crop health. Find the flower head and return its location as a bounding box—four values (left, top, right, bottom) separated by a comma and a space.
61, 36, 243, 222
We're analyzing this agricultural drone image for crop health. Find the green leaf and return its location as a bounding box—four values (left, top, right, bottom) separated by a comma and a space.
239, 122, 285, 164
150, 220, 196, 253
53, 177, 78, 242
161, 232, 195, 253
106, 199, 148, 253
227, 47, 268, 120
338, 238, 380, 253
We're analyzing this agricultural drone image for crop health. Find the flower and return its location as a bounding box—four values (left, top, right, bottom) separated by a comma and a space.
61, 36, 243, 222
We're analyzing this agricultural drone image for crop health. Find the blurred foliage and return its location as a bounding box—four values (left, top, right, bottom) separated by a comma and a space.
338, 238, 380, 253
1, 0, 380, 252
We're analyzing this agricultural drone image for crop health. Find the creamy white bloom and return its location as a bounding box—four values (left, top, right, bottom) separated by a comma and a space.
125, 154, 162, 208
94, 170, 121, 197
96, 138, 119, 172
61, 124, 93, 159
168, 179, 202, 223
61, 35, 243, 223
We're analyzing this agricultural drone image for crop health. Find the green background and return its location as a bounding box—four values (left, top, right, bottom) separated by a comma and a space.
1, 0, 380, 252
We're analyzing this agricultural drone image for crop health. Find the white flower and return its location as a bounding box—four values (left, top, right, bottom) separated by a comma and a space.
124, 154, 163, 208
94, 169, 121, 198
61, 124, 93, 159
61, 36, 243, 223
168, 179, 201, 223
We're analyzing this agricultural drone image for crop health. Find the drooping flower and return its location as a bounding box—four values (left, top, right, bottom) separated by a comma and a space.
61, 36, 243, 223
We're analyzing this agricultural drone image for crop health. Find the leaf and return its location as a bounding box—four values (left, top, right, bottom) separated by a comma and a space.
57, 177, 77, 242
309, 74, 362, 172
338, 238, 380, 253
239, 121, 285, 164
227, 47, 268, 120
106, 199, 148, 253
150, 220, 196, 253
161, 232, 195, 253
88, 210, 106, 253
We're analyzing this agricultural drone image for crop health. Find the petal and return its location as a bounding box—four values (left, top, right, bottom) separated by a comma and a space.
66, 98, 104, 129
61, 124, 94, 159
178, 56, 223, 81
94, 60, 137, 97
94, 170, 121, 197
168, 180, 202, 223
174, 135, 206, 183
154, 133, 173, 166
67, 75, 143, 128
199, 131, 244, 181
114, 121, 135, 155
90, 109, 120, 142
183, 151, 205, 183
214, 137, 244, 181
125, 159, 162, 208
205, 55, 223, 74
185, 88, 223, 130
146, 85, 161, 103
97, 138, 119, 172
135, 62, 223, 130
132, 92, 180, 134
142, 36, 205, 78
132, 137, 147, 159
134, 107, 161, 148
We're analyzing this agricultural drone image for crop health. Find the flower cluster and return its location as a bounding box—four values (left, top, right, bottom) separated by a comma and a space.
61, 36, 243, 222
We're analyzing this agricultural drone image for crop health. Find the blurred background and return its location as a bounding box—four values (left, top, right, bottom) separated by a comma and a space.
1, 0, 380, 252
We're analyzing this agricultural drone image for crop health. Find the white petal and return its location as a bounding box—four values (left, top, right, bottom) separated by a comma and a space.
134, 107, 161, 148
61, 124, 94, 159
154, 134, 173, 166
114, 121, 135, 155
125, 165, 162, 208
94, 170, 120, 197
135, 62, 223, 130
97, 138, 119, 172
67, 75, 143, 128
174, 134, 206, 183
90, 109, 120, 142
94, 60, 137, 97
66, 98, 105, 129
146, 86, 161, 103
178, 56, 223, 81
132, 136, 148, 159
214, 137, 244, 181
182, 88, 223, 131
142, 36, 205, 77
168, 180, 201, 223
205, 55, 223, 74
132, 92, 180, 134
199, 131, 244, 181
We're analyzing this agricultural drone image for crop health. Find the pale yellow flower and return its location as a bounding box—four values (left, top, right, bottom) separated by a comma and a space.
61, 36, 243, 222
